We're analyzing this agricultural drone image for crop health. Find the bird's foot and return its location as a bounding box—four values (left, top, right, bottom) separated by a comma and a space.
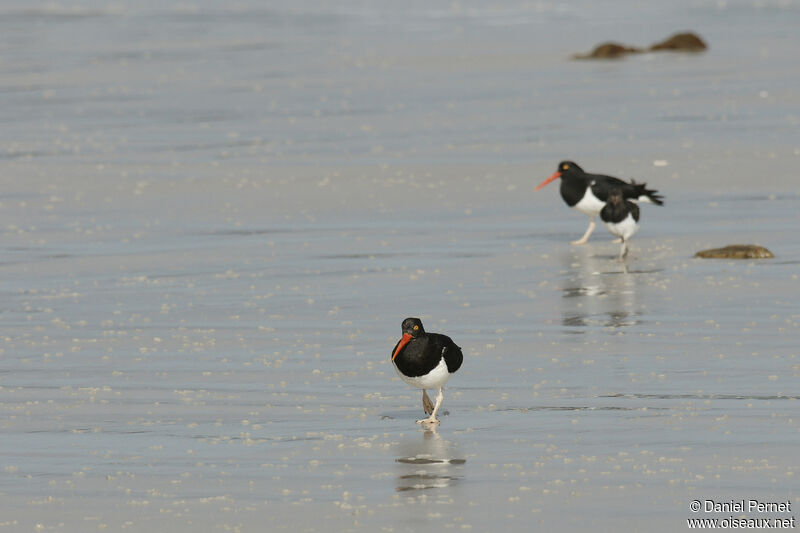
570, 239, 588, 245
416, 417, 440, 428
611, 238, 623, 244
422, 393, 434, 415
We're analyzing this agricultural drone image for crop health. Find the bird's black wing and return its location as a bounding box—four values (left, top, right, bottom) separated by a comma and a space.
587, 174, 629, 202
590, 173, 664, 206
628, 200, 640, 222
430, 333, 463, 373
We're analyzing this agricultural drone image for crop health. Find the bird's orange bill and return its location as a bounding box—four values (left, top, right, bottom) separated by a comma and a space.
535, 171, 561, 191
392, 333, 413, 361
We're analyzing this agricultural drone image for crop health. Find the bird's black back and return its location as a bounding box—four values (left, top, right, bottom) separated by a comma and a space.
600, 198, 640, 224
560, 168, 663, 206
392, 332, 463, 377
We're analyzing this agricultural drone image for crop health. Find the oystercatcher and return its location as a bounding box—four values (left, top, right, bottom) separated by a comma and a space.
535, 161, 663, 244
600, 188, 640, 261
391, 317, 463, 427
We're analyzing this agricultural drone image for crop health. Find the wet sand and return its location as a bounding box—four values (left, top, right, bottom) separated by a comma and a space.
3, 172, 798, 531
2, 1, 800, 532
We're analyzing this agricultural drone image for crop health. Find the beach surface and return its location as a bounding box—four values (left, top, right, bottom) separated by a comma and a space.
1, 1, 799, 531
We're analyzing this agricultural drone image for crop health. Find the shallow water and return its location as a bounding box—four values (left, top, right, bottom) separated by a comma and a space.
1, 1, 799, 532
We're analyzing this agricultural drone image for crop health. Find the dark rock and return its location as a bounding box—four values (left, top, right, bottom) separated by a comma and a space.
573, 42, 642, 60
649, 32, 707, 52
694, 245, 774, 259
574, 32, 708, 60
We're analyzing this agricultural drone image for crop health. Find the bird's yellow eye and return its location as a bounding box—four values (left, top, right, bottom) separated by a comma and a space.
563, 164, 570, 170
413, 325, 419, 330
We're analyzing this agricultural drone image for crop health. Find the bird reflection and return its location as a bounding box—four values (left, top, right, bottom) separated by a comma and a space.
558, 246, 646, 333
395, 429, 465, 493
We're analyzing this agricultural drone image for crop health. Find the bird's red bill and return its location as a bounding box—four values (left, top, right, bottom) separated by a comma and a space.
392, 333, 412, 361
535, 171, 561, 191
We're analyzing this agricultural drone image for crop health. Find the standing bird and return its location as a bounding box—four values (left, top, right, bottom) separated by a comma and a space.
535, 161, 662, 245
391, 317, 462, 427
600, 188, 640, 261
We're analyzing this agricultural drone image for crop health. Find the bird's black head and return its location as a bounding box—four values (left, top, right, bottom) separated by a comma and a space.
606, 187, 624, 205
536, 160, 584, 191
401, 317, 425, 338
557, 161, 583, 174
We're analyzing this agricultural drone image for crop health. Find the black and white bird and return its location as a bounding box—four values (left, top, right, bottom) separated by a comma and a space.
391, 317, 462, 427
600, 188, 640, 261
535, 161, 662, 244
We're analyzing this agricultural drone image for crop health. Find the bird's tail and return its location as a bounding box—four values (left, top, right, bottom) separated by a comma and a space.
630, 180, 664, 205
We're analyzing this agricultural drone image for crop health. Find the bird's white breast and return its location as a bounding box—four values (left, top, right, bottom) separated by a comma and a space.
395, 357, 451, 389
572, 185, 606, 216
604, 213, 639, 241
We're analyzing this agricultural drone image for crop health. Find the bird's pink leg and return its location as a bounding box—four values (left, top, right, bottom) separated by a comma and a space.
417, 388, 444, 427
422, 390, 434, 415
571, 218, 596, 245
